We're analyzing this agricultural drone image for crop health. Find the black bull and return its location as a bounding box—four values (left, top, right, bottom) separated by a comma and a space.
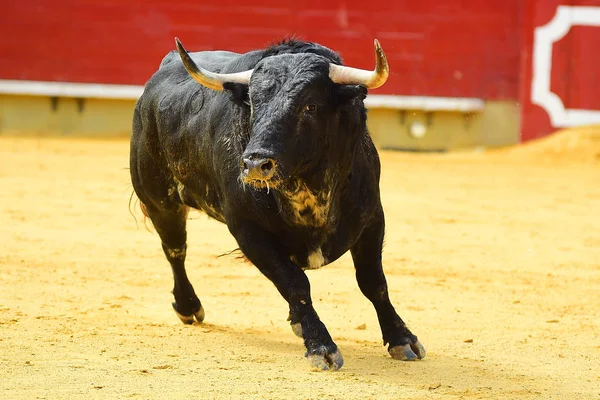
130, 38, 425, 370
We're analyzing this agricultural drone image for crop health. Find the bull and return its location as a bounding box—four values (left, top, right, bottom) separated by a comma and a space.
130, 37, 426, 370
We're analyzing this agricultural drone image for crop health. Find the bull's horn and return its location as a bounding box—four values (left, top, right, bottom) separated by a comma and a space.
175, 38, 253, 91
329, 39, 389, 89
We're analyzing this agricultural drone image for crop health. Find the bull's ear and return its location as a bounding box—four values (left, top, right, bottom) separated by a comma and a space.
335, 84, 367, 105
222, 82, 249, 106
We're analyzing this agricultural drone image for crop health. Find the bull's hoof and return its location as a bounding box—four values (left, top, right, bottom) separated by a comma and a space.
306, 346, 344, 371
172, 302, 205, 324
388, 340, 426, 361
291, 322, 303, 338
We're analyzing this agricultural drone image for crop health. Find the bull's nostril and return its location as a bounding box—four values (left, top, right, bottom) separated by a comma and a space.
261, 160, 274, 173
242, 156, 275, 180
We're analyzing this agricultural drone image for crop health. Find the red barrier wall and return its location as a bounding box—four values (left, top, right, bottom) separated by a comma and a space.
0, 0, 521, 99
519, 0, 600, 141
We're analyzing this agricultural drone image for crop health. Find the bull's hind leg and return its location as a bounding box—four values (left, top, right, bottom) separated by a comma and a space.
350, 208, 426, 361
130, 150, 204, 324
143, 203, 204, 324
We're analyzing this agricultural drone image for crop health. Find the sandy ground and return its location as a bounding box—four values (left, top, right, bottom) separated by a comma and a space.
1, 127, 599, 399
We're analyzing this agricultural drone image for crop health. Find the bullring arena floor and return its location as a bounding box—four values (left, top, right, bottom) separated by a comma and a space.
1, 127, 599, 399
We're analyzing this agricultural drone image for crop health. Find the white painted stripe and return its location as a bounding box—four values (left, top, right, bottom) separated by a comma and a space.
531, 5, 600, 127
0, 79, 144, 99
0, 79, 485, 112
364, 94, 484, 112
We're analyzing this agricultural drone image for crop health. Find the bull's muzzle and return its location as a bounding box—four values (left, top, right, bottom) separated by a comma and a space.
242, 157, 276, 182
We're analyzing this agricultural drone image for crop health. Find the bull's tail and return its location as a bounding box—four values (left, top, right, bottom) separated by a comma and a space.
128, 189, 153, 232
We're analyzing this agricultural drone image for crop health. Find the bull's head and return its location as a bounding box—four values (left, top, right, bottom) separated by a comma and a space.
175, 38, 389, 190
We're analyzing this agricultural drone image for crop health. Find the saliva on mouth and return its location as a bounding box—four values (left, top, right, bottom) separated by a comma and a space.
244, 178, 275, 194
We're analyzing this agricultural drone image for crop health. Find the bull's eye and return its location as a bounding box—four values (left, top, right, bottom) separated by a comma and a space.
304, 104, 317, 114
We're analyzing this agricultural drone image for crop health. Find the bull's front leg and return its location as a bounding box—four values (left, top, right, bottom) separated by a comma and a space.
351, 207, 426, 361
228, 220, 343, 371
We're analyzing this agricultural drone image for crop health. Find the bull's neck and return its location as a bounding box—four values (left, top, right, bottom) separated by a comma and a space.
275, 164, 351, 230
